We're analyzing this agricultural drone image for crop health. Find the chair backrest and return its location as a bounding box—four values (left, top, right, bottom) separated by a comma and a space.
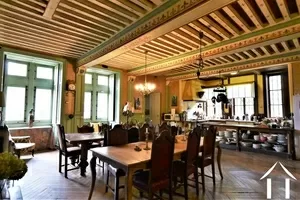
139, 123, 154, 141
100, 124, 111, 147
77, 124, 94, 133
57, 124, 67, 152
150, 129, 175, 183
107, 126, 128, 146
128, 127, 139, 143
202, 125, 217, 158
171, 126, 178, 137
159, 122, 169, 133
185, 126, 201, 166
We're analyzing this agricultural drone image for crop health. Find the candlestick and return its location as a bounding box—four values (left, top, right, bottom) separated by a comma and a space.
143, 129, 151, 150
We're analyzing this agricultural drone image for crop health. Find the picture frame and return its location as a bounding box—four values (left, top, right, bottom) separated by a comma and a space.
134, 96, 143, 113
171, 95, 177, 106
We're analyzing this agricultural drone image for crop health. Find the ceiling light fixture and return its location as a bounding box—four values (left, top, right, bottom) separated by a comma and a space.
230, 71, 239, 75
135, 51, 156, 96
196, 31, 204, 80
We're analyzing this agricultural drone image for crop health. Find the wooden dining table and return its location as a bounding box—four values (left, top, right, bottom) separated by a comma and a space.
88, 136, 222, 200
65, 132, 104, 176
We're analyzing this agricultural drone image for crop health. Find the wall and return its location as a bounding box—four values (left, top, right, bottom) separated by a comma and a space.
127, 75, 166, 123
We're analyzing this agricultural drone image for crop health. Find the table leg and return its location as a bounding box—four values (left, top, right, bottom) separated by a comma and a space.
88, 156, 97, 200
216, 145, 223, 180
79, 142, 89, 176
126, 168, 134, 200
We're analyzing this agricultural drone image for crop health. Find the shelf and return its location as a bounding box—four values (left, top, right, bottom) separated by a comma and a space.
240, 146, 289, 158
219, 143, 237, 150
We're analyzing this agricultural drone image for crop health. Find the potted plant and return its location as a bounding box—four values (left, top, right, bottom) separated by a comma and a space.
0, 152, 28, 197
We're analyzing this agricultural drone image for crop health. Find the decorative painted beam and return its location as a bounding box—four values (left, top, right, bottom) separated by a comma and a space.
166, 50, 300, 80
128, 19, 300, 75
43, 0, 61, 19
77, 0, 236, 67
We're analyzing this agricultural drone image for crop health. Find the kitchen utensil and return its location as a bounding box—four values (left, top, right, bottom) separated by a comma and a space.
253, 135, 260, 141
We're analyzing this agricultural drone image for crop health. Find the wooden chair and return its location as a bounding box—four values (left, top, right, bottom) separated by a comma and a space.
139, 123, 154, 141
57, 124, 81, 178
128, 127, 139, 143
105, 126, 128, 200
133, 129, 175, 199
77, 125, 102, 148
197, 125, 217, 193
172, 126, 201, 199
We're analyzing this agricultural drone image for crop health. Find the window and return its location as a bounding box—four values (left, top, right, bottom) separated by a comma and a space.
202, 88, 222, 118
4, 59, 56, 126
227, 83, 255, 118
268, 75, 283, 117
84, 72, 115, 122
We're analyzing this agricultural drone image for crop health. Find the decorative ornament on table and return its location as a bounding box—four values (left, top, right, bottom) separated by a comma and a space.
122, 101, 134, 129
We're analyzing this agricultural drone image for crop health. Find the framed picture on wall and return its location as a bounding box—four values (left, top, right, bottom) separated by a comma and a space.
134, 96, 143, 113
171, 95, 177, 106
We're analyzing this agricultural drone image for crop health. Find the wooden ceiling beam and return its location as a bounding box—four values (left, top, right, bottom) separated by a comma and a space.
131, 49, 163, 60
191, 20, 223, 41
0, 12, 99, 46
151, 39, 186, 53
156, 37, 190, 52
237, 0, 264, 29
243, 51, 255, 58
43, 0, 61, 19
131, 0, 155, 11
0, 25, 91, 52
281, 42, 290, 51
70, 0, 130, 26
255, 0, 276, 25
181, 25, 211, 45
166, 33, 198, 49
173, 29, 201, 46
93, 0, 139, 19
227, 55, 239, 61
147, 41, 180, 54
11, 0, 45, 13
117, 0, 147, 15
260, 46, 272, 56
28, 0, 47, 8
136, 47, 168, 58
270, 44, 280, 54
0, 3, 105, 43
276, 0, 290, 20
210, 11, 240, 37
293, 38, 300, 48
251, 48, 261, 57
222, 5, 251, 33
141, 44, 174, 56
297, 0, 300, 16
200, 16, 232, 39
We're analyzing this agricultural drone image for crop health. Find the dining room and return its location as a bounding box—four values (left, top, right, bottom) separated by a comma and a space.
1, 0, 300, 199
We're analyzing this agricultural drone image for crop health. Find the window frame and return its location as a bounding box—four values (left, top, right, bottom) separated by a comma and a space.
4, 59, 56, 127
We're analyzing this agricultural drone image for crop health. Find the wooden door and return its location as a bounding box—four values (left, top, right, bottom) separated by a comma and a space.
150, 93, 161, 126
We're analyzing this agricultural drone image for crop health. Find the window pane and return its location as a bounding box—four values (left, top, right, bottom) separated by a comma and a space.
5, 87, 26, 121
97, 92, 108, 119
84, 92, 92, 119
36, 67, 53, 80
85, 74, 92, 84
7, 62, 27, 77
245, 98, 254, 105
245, 105, 254, 116
35, 89, 52, 120
271, 105, 283, 117
98, 75, 108, 86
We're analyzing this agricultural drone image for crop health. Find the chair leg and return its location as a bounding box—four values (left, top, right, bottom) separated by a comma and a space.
32, 149, 35, 157
58, 151, 62, 173
114, 176, 119, 200
217, 146, 223, 180
212, 162, 216, 186
149, 191, 153, 200
168, 182, 173, 200
194, 167, 199, 196
159, 190, 163, 197
88, 156, 97, 200
201, 166, 205, 193
105, 170, 109, 193
183, 174, 188, 200
64, 155, 68, 179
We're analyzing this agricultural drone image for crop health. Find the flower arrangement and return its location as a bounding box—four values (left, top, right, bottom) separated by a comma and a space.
0, 152, 27, 180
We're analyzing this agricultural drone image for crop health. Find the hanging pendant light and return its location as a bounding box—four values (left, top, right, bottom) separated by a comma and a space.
196, 31, 204, 80
135, 51, 156, 96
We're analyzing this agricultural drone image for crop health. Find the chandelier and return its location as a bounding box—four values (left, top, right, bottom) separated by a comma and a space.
135, 51, 156, 96
196, 31, 204, 80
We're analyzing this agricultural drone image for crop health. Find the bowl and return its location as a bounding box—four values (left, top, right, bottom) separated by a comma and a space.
224, 131, 233, 138
260, 136, 267, 142
277, 134, 286, 140
253, 143, 261, 149
261, 143, 272, 148
273, 145, 285, 152
253, 135, 260, 141
241, 141, 252, 147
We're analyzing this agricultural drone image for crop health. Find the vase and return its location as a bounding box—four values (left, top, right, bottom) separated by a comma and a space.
0, 179, 7, 199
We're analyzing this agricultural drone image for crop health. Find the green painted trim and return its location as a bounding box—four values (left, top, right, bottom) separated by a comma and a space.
78, 0, 180, 61
129, 17, 300, 72
169, 50, 300, 77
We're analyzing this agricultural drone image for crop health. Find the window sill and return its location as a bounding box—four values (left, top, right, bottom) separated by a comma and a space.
8, 126, 52, 130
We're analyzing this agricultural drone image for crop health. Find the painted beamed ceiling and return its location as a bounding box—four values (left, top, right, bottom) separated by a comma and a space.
1, 0, 300, 80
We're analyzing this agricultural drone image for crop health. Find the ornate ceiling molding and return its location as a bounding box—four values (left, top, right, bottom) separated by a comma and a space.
77, 0, 210, 67
166, 52, 300, 81
128, 20, 300, 76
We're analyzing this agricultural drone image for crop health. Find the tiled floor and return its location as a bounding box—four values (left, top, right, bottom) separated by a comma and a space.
7, 149, 300, 199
